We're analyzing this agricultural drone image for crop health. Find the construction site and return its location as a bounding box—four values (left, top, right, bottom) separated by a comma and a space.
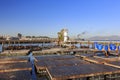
0, 51, 120, 80
1, 29, 120, 80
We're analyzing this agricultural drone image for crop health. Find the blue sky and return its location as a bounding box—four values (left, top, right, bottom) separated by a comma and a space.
0, 0, 120, 38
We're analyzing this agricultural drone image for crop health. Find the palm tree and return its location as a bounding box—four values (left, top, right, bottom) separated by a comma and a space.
57, 32, 64, 45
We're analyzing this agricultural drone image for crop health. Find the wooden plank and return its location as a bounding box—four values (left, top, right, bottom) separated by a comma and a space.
0, 60, 28, 64
104, 62, 120, 69
0, 68, 31, 73
46, 68, 53, 80
0, 62, 31, 73
0, 57, 29, 62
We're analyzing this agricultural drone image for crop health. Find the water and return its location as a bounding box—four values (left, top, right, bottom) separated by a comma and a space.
0, 43, 56, 52
74, 44, 93, 49
2, 43, 55, 47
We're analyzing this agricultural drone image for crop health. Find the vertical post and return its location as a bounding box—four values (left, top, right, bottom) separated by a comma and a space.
18, 41, 20, 46
104, 75, 107, 80
14, 41, 16, 50
80, 42, 81, 48
86, 77, 90, 80
88, 40, 90, 49
14, 41, 15, 45
42, 42, 44, 48
92, 42, 94, 49
18, 41, 20, 50
9, 41, 10, 46
2, 42, 4, 52
116, 42, 118, 54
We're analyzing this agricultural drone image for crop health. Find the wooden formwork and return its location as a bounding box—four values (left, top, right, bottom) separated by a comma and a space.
0, 62, 31, 73
0, 57, 31, 73
0, 70, 32, 80
0, 57, 29, 64
80, 54, 120, 68
35, 55, 120, 80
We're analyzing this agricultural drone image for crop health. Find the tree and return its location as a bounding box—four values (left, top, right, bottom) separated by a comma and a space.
58, 32, 64, 42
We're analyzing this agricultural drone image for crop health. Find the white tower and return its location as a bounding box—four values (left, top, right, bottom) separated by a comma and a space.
62, 29, 68, 42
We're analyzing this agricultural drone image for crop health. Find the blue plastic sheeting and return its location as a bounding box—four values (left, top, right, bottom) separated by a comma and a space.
118, 46, 120, 50
104, 45, 108, 51
96, 44, 103, 51
109, 44, 116, 51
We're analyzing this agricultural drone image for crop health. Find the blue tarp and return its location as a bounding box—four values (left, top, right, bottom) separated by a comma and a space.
95, 43, 118, 51
96, 44, 103, 51
118, 46, 120, 50
109, 44, 116, 51
104, 45, 108, 51
94, 42, 98, 49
